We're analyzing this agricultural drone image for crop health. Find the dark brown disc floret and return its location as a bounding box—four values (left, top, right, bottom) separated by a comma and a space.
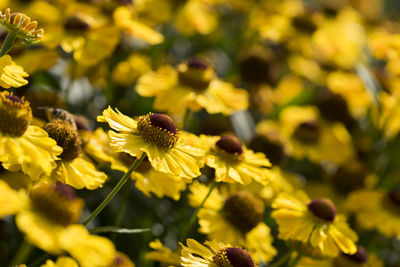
307, 198, 336, 222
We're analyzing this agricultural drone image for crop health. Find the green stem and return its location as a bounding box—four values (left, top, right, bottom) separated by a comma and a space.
111, 179, 132, 241
0, 31, 16, 57
83, 153, 146, 226
180, 180, 217, 242
10, 240, 34, 266
288, 251, 302, 267
267, 247, 295, 267
182, 108, 192, 131
29, 253, 49, 267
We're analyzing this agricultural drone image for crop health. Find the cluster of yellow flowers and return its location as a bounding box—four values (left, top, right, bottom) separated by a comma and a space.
0, 0, 400, 266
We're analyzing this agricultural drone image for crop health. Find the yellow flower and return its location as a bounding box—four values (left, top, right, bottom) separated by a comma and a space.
0, 91, 62, 179
174, 0, 219, 36
0, 8, 44, 44
41, 257, 79, 267
98, 107, 205, 179
311, 8, 366, 68
326, 71, 371, 119
296, 246, 383, 267
180, 238, 256, 267
271, 191, 358, 257
42, 109, 107, 190
44, 3, 119, 67
113, 6, 164, 45
0, 179, 28, 217
0, 181, 116, 267
189, 181, 277, 263
201, 135, 274, 185
146, 239, 181, 266
112, 53, 151, 86
14, 48, 60, 74
136, 58, 249, 115
0, 55, 28, 88
346, 189, 400, 239
277, 106, 355, 165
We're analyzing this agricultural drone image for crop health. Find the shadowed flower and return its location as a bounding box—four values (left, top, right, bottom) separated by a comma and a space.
189, 181, 277, 263
136, 58, 249, 115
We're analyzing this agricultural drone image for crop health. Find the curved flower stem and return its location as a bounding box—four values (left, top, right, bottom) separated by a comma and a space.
288, 251, 302, 267
111, 179, 132, 241
182, 108, 192, 131
267, 247, 295, 267
0, 31, 16, 57
180, 180, 217, 242
10, 240, 34, 266
83, 153, 146, 226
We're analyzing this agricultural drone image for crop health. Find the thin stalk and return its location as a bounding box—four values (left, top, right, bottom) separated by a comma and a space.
29, 253, 49, 267
180, 180, 217, 242
182, 108, 192, 131
288, 251, 302, 267
0, 32, 16, 57
267, 247, 295, 267
83, 153, 146, 226
111, 179, 132, 241
10, 240, 34, 266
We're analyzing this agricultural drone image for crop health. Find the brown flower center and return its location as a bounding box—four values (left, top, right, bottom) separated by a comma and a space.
307, 198, 336, 222
216, 135, 243, 155
293, 121, 320, 143
177, 58, 215, 91
342, 246, 368, 264
213, 247, 255, 267
0, 91, 32, 137
137, 113, 179, 150
249, 134, 285, 165
43, 119, 82, 161
30, 182, 83, 226
222, 191, 264, 233
64, 15, 90, 32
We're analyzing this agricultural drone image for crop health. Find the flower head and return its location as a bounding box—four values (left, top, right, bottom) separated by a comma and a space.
201, 135, 274, 185
271, 191, 358, 257
0, 8, 43, 44
98, 107, 205, 179
0, 91, 62, 179
189, 182, 276, 263
180, 238, 256, 267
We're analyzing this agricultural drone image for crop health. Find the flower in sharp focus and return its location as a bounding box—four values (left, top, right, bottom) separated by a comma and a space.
0, 91, 62, 179
136, 58, 249, 116
189, 181, 277, 263
271, 191, 358, 257
98, 107, 205, 179
42, 108, 107, 190
201, 134, 274, 185
0, 55, 28, 88
346, 188, 400, 239
0, 8, 44, 44
180, 238, 256, 267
